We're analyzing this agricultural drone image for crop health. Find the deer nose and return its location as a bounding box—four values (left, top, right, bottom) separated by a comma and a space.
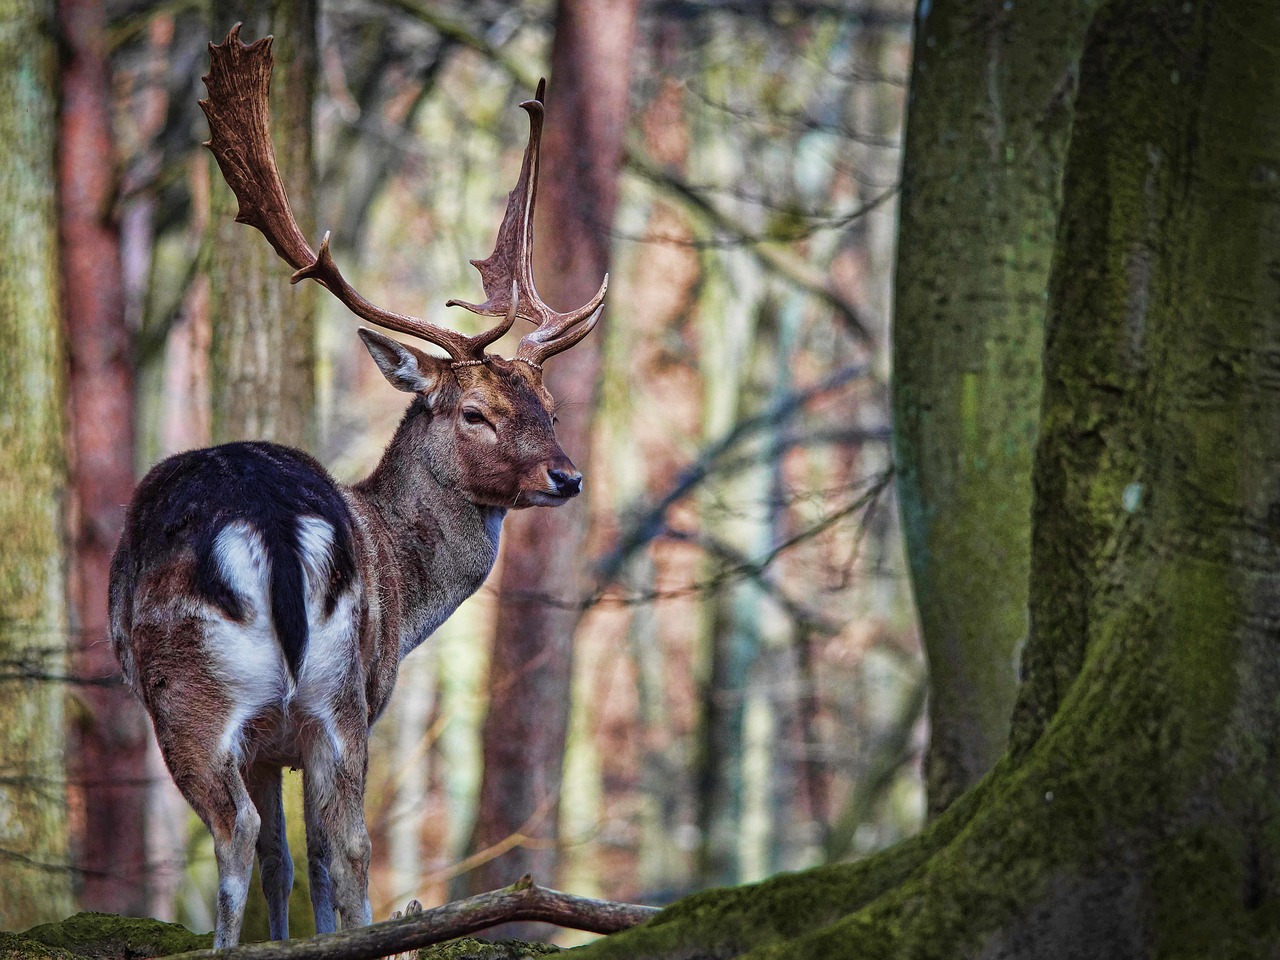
549, 468, 582, 497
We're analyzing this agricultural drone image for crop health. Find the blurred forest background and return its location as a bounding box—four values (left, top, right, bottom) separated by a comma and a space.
0, 0, 926, 940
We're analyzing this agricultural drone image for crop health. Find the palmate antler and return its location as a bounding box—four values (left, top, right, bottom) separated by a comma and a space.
446, 77, 609, 366
200, 24, 607, 367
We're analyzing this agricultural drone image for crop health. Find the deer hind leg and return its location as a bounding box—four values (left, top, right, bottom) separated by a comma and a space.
160, 746, 258, 948
247, 763, 293, 940
142, 645, 259, 947
302, 771, 335, 935
303, 720, 372, 931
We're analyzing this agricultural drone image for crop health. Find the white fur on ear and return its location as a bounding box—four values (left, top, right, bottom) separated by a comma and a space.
357, 328, 447, 398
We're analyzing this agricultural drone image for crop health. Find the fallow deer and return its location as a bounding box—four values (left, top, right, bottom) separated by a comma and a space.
108, 26, 606, 947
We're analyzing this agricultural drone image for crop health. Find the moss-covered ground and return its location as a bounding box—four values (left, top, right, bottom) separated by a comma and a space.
14, 914, 210, 960
3, 915, 560, 960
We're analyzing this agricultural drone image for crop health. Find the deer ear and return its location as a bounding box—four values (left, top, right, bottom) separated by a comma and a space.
358, 329, 450, 397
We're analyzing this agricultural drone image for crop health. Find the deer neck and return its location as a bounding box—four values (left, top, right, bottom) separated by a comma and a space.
352, 399, 505, 659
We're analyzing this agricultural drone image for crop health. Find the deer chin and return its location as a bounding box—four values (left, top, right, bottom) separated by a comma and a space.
521, 488, 579, 508
463, 487, 575, 510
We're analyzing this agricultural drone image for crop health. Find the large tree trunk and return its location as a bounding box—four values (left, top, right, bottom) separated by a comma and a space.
58, 0, 150, 915
0, 0, 75, 926
891, 0, 1099, 814
556, 0, 1280, 955
462, 0, 639, 913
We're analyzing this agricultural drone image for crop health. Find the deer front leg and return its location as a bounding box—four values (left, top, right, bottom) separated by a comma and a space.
303, 726, 372, 931
247, 764, 292, 940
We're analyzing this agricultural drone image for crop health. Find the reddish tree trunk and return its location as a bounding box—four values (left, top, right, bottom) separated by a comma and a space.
462, 0, 639, 919
58, 0, 150, 914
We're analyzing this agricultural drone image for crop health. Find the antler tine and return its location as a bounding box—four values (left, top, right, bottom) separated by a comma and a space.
202, 24, 497, 361
447, 79, 609, 366
515, 280, 609, 365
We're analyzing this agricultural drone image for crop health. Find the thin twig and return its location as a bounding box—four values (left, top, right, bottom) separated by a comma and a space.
624, 150, 878, 343
375, 0, 538, 88
662, 528, 845, 636
499, 472, 892, 613
376, 0, 878, 344
594, 364, 871, 585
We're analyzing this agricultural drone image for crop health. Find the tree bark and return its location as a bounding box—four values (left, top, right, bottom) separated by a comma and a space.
548, 0, 1280, 955
0, 0, 75, 926
461, 0, 640, 920
892, 0, 1100, 814
58, 0, 151, 915
207, 3, 317, 449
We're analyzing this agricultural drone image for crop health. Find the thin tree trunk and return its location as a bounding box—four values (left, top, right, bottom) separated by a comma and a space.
695, 300, 790, 887
207, 3, 317, 449
891, 0, 1100, 815
613, 61, 698, 895
0, 0, 75, 925
462, 0, 639, 920
58, 0, 151, 914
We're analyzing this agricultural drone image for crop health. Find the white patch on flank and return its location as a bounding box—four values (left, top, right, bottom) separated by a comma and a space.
294, 515, 360, 722
205, 517, 360, 757
296, 516, 337, 606
208, 522, 289, 754
295, 589, 358, 719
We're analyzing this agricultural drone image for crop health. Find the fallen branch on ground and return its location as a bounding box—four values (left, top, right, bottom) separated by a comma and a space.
165, 877, 659, 960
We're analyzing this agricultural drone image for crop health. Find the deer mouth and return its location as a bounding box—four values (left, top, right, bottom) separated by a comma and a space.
525, 487, 579, 507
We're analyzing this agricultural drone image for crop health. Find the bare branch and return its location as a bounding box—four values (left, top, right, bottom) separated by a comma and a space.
684, 79, 903, 150
374, 0, 539, 88
626, 149, 881, 344
499, 471, 894, 614
375, 1, 878, 344
594, 364, 872, 585
166, 877, 658, 960
662, 527, 846, 636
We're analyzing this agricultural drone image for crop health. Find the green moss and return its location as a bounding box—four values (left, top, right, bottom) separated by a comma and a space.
568, 788, 991, 959
21, 914, 211, 959
891, 0, 1103, 813
417, 939, 559, 960
0, 0, 74, 926
0, 933, 77, 960
571, 570, 1260, 958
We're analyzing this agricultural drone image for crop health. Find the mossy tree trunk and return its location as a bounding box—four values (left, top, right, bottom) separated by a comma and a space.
557, 1, 1280, 955
0, 0, 75, 927
892, 0, 1100, 815
204, 2, 318, 940
58, 0, 151, 915
462, 0, 639, 919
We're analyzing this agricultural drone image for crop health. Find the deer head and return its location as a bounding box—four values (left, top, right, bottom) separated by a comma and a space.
200, 25, 606, 508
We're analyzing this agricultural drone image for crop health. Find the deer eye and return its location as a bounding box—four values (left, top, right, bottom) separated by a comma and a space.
551, 415, 559, 425
462, 409, 491, 427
